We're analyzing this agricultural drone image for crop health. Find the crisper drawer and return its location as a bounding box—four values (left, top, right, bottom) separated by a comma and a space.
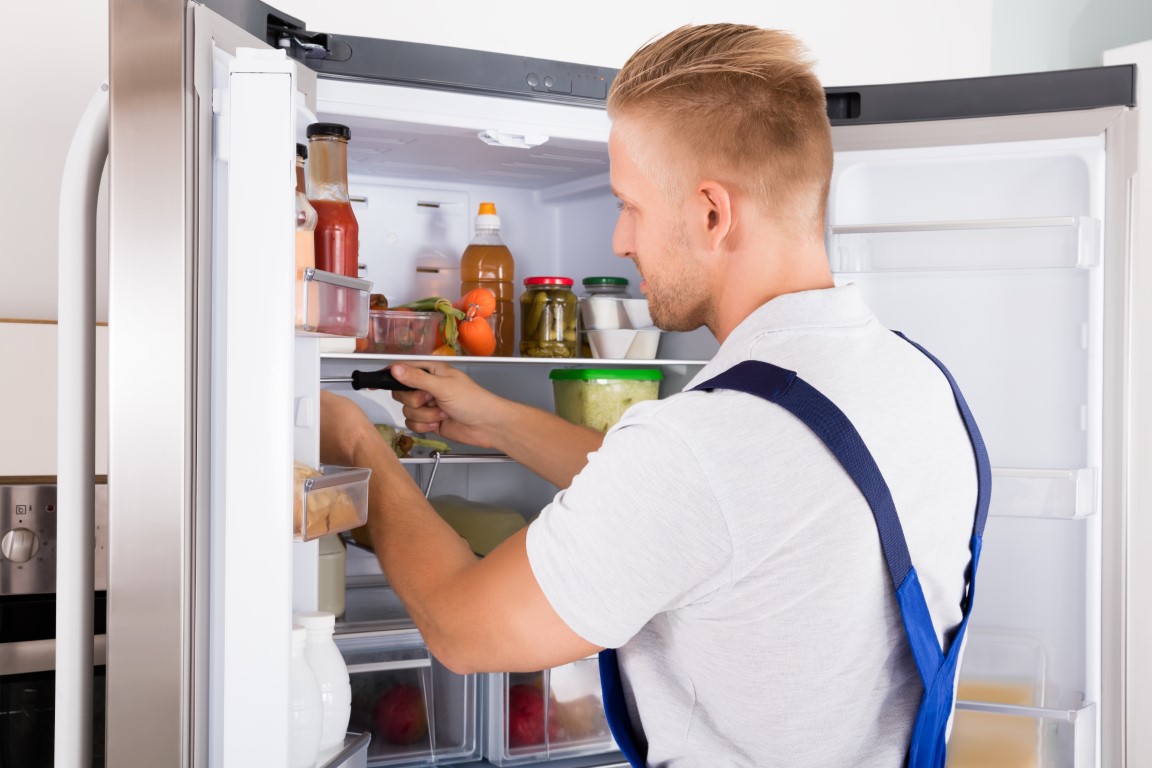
484, 658, 616, 766
336, 629, 479, 767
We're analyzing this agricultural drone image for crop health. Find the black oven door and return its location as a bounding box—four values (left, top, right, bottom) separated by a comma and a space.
0, 593, 106, 768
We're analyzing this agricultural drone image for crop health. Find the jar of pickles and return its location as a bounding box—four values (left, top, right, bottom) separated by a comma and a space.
520, 276, 578, 357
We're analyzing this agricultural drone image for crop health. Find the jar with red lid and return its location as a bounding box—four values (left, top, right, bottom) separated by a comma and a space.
520, 276, 578, 357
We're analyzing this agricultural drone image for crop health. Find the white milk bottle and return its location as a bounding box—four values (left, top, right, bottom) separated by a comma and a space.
296, 611, 352, 754
289, 625, 322, 768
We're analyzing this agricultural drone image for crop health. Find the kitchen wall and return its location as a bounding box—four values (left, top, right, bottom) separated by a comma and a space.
1, 0, 1150, 476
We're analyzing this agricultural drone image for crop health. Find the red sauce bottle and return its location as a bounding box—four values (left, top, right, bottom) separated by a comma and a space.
306, 123, 359, 278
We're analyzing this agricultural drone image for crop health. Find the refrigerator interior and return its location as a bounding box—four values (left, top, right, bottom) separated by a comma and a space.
310, 76, 716, 525
202, 7, 1124, 763
828, 131, 1107, 766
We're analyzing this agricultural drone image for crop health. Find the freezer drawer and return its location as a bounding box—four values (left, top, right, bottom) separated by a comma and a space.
336, 629, 479, 766
484, 659, 616, 766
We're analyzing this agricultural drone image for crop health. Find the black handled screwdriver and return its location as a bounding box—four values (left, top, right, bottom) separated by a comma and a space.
320, 368, 416, 392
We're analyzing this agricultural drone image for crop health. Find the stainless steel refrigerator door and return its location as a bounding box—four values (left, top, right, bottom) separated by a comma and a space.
108, 0, 199, 764
107, 2, 314, 766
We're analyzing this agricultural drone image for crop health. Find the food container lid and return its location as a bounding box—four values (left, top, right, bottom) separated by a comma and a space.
582, 276, 629, 287
524, 276, 574, 286
549, 367, 663, 381
295, 143, 307, 159
306, 122, 351, 140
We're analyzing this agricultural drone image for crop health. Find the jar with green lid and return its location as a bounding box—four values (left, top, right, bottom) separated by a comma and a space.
520, 276, 578, 357
581, 276, 630, 297
549, 367, 663, 431
579, 277, 630, 356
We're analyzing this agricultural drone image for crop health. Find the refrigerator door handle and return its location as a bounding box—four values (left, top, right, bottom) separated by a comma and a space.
56, 81, 108, 768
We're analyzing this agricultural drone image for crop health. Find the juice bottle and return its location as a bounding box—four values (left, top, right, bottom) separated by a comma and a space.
460, 202, 516, 356
306, 123, 359, 278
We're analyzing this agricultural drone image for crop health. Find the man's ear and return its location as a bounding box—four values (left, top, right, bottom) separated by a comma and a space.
697, 180, 733, 251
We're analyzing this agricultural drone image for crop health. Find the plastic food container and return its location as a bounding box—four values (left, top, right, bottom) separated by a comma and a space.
484, 658, 615, 766
549, 368, 663, 431
294, 463, 371, 542
360, 310, 441, 355
336, 629, 479, 766
296, 268, 372, 338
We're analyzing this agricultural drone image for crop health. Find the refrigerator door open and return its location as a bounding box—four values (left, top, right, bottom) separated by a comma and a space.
828, 102, 1136, 767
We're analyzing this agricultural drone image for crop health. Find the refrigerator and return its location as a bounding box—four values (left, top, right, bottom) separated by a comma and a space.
52, 0, 1150, 765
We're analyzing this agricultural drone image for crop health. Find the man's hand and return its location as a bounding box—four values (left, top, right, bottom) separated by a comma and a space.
390, 362, 605, 489
390, 362, 508, 449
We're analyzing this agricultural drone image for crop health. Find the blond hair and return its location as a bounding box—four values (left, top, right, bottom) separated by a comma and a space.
608, 24, 832, 230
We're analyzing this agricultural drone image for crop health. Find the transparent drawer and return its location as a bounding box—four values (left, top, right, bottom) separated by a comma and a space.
295, 464, 370, 542
947, 629, 1095, 767
297, 268, 372, 338
484, 657, 614, 766
337, 629, 479, 767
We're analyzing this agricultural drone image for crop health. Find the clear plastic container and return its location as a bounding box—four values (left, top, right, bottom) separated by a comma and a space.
337, 629, 479, 766
484, 658, 615, 766
297, 268, 372, 338
359, 310, 441, 355
294, 464, 371, 542
549, 368, 663, 431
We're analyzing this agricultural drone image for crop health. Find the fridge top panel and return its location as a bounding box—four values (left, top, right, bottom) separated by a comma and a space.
317, 80, 610, 190
827, 64, 1135, 126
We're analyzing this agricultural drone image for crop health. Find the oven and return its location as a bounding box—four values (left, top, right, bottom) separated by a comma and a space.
0, 480, 108, 767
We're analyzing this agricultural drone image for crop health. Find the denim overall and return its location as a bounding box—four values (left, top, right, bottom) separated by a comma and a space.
599, 333, 991, 767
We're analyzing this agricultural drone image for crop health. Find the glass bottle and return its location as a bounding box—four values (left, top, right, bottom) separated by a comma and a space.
520, 276, 578, 358
306, 123, 359, 278
579, 276, 630, 357
460, 202, 516, 356
295, 143, 317, 329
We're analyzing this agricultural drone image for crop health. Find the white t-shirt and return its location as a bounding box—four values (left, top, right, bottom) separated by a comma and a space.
526, 285, 978, 767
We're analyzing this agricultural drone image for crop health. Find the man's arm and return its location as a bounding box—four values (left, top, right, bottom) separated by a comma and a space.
320, 391, 601, 674
389, 362, 604, 489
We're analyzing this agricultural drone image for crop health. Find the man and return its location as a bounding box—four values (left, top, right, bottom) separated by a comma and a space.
320, 23, 980, 766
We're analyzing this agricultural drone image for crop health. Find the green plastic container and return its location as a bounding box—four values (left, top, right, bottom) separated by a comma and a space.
549, 368, 663, 431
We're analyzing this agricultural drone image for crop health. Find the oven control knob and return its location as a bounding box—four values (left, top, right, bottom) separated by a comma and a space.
1, 527, 40, 563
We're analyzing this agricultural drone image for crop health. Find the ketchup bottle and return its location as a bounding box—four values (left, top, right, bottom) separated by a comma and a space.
306, 123, 359, 278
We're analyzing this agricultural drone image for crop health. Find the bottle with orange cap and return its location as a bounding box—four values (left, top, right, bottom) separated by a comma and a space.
460, 202, 516, 356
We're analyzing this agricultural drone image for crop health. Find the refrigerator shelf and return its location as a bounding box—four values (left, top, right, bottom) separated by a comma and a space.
319, 732, 372, 768
949, 699, 1096, 768
297, 268, 373, 339
321, 352, 711, 368
990, 467, 1096, 519
829, 215, 1099, 272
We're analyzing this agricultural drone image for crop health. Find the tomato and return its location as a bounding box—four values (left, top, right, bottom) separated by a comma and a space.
507, 683, 560, 748
375, 683, 428, 745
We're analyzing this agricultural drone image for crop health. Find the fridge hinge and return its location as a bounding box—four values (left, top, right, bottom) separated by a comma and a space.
268, 20, 351, 63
